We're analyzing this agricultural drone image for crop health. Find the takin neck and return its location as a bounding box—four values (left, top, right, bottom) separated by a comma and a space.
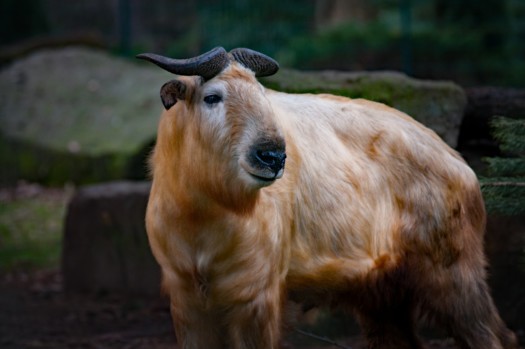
151, 149, 261, 220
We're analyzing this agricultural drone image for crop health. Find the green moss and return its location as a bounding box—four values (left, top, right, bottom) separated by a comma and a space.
0, 134, 145, 185
0, 193, 68, 271
262, 69, 426, 108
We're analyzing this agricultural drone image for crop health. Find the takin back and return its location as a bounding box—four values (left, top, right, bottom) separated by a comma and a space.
137, 47, 517, 349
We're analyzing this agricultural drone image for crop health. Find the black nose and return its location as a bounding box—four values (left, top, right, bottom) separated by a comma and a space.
255, 149, 286, 174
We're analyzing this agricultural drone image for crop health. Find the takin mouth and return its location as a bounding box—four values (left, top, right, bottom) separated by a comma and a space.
240, 156, 285, 185
247, 168, 285, 183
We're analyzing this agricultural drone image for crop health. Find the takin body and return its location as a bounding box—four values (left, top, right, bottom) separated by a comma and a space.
139, 47, 517, 349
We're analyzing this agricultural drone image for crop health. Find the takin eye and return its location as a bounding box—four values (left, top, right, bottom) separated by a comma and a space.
203, 94, 222, 105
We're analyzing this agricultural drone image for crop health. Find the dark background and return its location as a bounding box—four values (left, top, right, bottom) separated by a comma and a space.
2, 0, 524, 86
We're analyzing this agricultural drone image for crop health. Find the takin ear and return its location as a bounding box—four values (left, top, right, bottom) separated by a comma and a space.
160, 79, 187, 110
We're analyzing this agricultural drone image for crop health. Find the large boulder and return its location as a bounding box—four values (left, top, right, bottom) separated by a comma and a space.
262, 69, 467, 148
62, 181, 159, 296
1, 47, 467, 185
0, 47, 169, 185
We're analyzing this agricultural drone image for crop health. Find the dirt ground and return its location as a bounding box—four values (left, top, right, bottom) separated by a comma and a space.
0, 269, 176, 349
2, 270, 522, 349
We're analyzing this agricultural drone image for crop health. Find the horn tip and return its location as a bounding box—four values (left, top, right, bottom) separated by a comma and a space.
136, 53, 153, 60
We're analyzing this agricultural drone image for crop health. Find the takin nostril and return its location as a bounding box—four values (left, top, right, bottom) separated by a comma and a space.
255, 150, 286, 172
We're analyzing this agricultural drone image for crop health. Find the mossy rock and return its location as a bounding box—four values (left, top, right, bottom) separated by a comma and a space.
0, 47, 170, 185
262, 69, 467, 148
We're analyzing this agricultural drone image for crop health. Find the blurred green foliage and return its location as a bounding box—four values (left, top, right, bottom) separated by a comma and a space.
1, 0, 523, 86
0, 191, 68, 270
282, 0, 524, 86
481, 117, 525, 215
165, 0, 316, 58
490, 117, 525, 155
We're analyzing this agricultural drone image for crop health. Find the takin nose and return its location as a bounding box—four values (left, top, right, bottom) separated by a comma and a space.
256, 149, 286, 173
250, 147, 287, 179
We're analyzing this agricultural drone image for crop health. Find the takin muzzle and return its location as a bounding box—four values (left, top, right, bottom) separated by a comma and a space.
247, 139, 286, 182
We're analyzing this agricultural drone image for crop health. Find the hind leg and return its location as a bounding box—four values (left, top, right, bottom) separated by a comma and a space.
356, 304, 425, 349
435, 286, 517, 349
422, 264, 517, 349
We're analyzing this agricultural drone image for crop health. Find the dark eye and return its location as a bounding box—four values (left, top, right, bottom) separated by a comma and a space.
204, 94, 222, 105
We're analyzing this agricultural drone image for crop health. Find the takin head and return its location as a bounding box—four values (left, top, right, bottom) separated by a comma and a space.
137, 47, 286, 206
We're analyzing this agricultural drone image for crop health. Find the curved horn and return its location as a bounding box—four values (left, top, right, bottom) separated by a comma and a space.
230, 48, 279, 77
136, 47, 230, 81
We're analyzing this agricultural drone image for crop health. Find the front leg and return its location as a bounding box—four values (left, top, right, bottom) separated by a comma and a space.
171, 280, 283, 349
225, 281, 283, 349
169, 292, 225, 349
166, 264, 284, 349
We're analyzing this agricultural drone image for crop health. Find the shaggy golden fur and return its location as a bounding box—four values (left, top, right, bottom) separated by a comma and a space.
145, 63, 517, 349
